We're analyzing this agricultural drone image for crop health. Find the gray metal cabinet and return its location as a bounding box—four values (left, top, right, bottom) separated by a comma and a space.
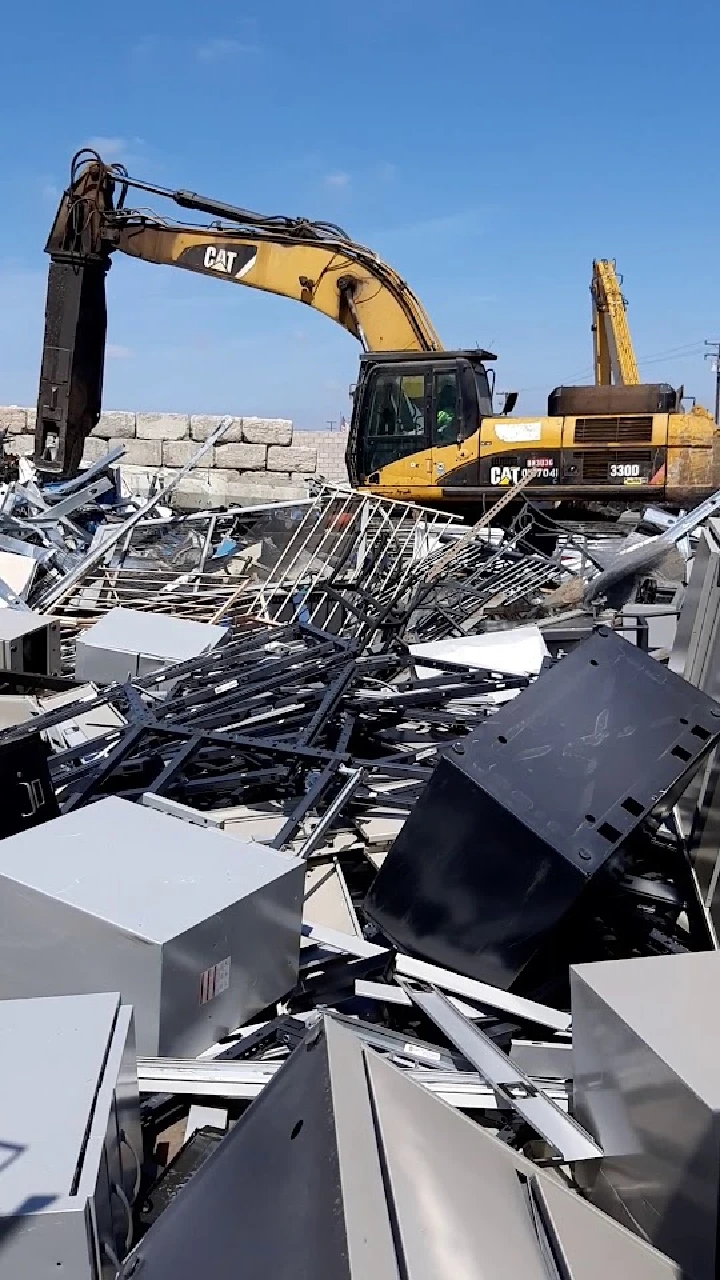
0, 991, 141, 1279
572, 951, 720, 1280
0, 608, 61, 676
0, 796, 305, 1055
121, 1014, 679, 1280
75, 606, 226, 683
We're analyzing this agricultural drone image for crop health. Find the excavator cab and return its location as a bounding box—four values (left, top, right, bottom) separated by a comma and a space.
346, 350, 495, 491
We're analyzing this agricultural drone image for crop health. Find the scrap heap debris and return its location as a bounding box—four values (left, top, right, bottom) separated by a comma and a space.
2, 441, 720, 1278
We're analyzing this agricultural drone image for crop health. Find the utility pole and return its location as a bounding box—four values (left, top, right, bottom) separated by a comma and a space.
705, 341, 720, 424
326, 419, 336, 432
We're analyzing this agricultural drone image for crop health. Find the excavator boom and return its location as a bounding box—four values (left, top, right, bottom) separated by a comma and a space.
35, 152, 441, 474
115, 222, 440, 352
591, 259, 640, 386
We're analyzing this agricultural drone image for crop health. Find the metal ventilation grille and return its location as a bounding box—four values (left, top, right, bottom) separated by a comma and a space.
574, 416, 654, 444
581, 450, 654, 483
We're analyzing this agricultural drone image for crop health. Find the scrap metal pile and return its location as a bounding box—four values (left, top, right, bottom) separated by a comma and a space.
2, 448, 720, 1278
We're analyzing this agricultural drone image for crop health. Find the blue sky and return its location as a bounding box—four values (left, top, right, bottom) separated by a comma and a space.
1, 0, 719, 429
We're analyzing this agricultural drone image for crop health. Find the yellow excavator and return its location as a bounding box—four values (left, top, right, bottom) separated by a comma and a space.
35, 151, 718, 512
590, 258, 640, 387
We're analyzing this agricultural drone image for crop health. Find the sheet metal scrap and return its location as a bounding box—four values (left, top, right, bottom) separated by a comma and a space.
365, 626, 719, 1009
2, 454, 719, 1275
0, 620, 524, 853
123, 1017, 679, 1280
394, 504, 579, 644
44, 498, 319, 626
244, 482, 465, 643
35, 417, 236, 612
584, 485, 720, 603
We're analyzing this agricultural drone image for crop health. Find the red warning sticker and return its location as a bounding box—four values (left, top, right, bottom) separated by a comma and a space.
199, 956, 231, 1005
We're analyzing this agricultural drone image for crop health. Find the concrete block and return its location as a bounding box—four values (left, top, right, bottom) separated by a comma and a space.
213, 443, 266, 471
26, 409, 36, 432
242, 418, 293, 447
0, 407, 27, 435
91, 411, 136, 440
226, 480, 308, 507
190, 415, 243, 443
267, 445, 316, 473
297, 430, 348, 480
169, 471, 234, 509
136, 413, 189, 441
316, 465, 348, 482
171, 475, 230, 511
121, 466, 179, 500
162, 440, 205, 468
111, 438, 162, 467
232, 469, 289, 486
10, 435, 35, 456
82, 436, 114, 464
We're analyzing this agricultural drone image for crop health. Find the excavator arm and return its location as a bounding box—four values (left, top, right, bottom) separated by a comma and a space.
590, 258, 640, 386
34, 151, 442, 474
116, 224, 440, 353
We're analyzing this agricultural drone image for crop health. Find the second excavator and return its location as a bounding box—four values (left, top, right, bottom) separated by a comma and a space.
34, 151, 719, 511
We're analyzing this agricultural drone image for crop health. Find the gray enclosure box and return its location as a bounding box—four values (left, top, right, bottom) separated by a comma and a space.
122, 1015, 679, 1280
0, 797, 305, 1055
74, 607, 226, 683
0, 607, 61, 676
572, 951, 720, 1280
0, 991, 140, 1279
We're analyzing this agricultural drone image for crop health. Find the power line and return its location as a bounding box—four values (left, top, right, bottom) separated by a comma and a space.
705, 341, 720, 425
516, 340, 707, 395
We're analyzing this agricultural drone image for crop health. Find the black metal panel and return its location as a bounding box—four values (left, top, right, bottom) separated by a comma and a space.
0, 733, 59, 840
365, 755, 588, 989
139, 1127, 225, 1230
365, 629, 720, 990
119, 1027, 352, 1280
458, 628, 720, 844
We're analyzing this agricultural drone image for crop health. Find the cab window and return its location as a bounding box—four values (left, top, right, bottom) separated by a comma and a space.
432, 370, 461, 446
363, 371, 428, 476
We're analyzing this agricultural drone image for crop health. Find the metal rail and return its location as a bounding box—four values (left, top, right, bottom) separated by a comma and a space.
401, 983, 601, 1163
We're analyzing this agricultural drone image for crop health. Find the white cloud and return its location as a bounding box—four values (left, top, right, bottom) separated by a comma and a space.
84, 137, 130, 161
196, 38, 258, 62
372, 207, 487, 241
106, 343, 134, 360
324, 172, 351, 189
81, 136, 148, 172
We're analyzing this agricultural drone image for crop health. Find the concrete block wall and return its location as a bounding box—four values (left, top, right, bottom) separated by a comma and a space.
298, 429, 349, 483
0, 406, 342, 510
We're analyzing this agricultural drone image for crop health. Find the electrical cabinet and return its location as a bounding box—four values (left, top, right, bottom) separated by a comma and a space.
74, 606, 227, 684
572, 951, 720, 1280
0, 608, 61, 676
366, 629, 720, 990
0, 796, 305, 1055
0, 991, 140, 1279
